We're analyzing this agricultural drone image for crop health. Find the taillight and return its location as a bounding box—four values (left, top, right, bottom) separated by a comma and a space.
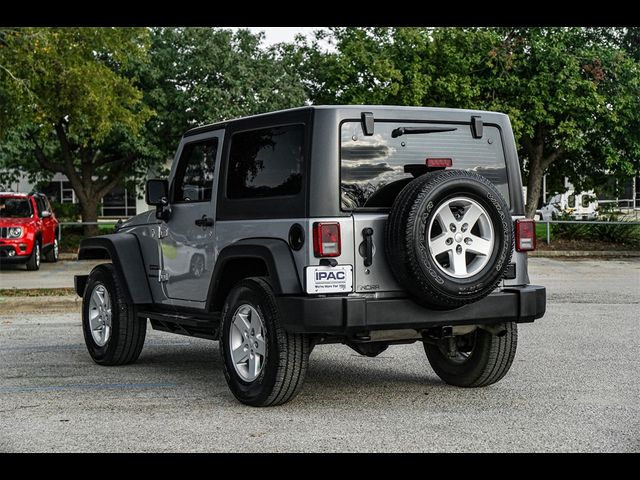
426, 158, 453, 168
313, 222, 341, 257
515, 219, 536, 252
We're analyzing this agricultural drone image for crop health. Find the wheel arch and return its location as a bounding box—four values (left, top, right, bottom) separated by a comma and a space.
207, 238, 302, 313
76, 233, 153, 304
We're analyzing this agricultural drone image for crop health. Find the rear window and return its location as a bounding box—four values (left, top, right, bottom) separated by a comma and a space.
340, 121, 510, 210
227, 124, 304, 199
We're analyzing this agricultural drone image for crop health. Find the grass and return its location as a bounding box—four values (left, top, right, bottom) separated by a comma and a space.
0, 287, 77, 297
536, 222, 549, 240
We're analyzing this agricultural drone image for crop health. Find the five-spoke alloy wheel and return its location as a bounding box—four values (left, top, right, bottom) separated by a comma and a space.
220, 277, 310, 407
82, 264, 147, 365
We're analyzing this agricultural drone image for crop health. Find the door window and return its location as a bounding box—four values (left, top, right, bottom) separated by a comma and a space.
173, 138, 219, 203
34, 197, 46, 216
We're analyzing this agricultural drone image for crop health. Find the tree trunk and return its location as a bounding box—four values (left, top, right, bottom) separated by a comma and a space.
80, 198, 100, 237
525, 160, 544, 219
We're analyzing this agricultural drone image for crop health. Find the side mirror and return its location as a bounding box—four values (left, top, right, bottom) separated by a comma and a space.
41, 210, 52, 218
146, 179, 171, 221
146, 179, 169, 206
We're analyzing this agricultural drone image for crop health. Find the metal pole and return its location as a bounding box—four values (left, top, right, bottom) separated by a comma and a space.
546, 220, 550, 245
58, 222, 62, 242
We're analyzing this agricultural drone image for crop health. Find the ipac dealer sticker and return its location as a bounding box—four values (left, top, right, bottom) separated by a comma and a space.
305, 265, 353, 294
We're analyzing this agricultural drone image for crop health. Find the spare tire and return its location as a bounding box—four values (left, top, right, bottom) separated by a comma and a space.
385, 169, 513, 309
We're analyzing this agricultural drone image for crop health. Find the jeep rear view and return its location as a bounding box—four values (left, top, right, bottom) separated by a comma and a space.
75, 106, 546, 406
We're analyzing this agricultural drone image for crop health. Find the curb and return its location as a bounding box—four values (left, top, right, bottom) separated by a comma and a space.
530, 250, 640, 258
0, 294, 80, 314
59, 253, 78, 260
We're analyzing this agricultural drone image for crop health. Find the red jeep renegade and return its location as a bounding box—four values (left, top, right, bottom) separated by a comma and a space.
0, 192, 59, 270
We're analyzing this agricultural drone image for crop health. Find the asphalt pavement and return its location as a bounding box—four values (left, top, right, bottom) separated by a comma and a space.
0, 260, 106, 290
0, 257, 638, 452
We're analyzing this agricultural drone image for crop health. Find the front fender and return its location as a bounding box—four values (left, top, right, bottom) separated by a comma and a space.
77, 233, 153, 304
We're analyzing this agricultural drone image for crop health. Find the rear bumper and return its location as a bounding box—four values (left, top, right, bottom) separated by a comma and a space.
277, 285, 546, 335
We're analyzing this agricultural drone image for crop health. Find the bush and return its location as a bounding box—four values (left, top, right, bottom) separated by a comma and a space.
550, 212, 640, 248
50, 202, 81, 221
59, 223, 118, 253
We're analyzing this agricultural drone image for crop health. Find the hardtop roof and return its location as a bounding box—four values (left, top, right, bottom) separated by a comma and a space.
183, 105, 507, 138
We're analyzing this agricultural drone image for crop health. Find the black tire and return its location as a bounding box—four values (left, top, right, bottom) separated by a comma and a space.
25, 240, 41, 271
220, 277, 310, 407
44, 238, 59, 262
424, 322, 517, 387
82, 263, 146, 366
385, 169, 513, 309
348, 342, 389, 357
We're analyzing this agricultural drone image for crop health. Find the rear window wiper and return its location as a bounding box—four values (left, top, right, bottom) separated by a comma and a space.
391, 126, 457, 138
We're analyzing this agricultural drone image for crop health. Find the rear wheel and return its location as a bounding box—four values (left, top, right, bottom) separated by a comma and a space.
25, 241, 41, 271
45, 238, 59, 262
82, 264, 146, 365
424, 322, 517, 387
220, 277, 310, 407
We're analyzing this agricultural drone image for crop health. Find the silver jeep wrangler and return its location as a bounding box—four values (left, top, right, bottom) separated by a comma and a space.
75, 106, 546, 406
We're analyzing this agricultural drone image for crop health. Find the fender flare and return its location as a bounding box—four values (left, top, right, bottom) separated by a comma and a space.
77, 233, 153, 304
206, 238, 302, 310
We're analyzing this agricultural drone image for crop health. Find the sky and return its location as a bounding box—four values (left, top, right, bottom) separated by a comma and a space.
230, 27, 329, 48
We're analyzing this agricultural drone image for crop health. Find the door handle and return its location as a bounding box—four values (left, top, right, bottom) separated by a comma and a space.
195, 215, 214, 227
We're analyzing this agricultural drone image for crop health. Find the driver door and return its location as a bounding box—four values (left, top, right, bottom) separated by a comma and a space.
159, 131, 223, 304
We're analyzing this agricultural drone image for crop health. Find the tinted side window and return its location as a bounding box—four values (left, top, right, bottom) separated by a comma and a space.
173, 138, 218, 203
227, 125, 304, 199
35, 197, 46, 215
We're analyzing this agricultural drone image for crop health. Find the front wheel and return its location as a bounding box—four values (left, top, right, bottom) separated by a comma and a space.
25, 241, 41, 271
424, 322, 517, 387
220, 277, 310, 407
82, 264, 147, 365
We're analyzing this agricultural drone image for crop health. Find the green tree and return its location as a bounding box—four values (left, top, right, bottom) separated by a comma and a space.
136, 27, 308, 167
300, 27, 640, 218
0, 27, 152, 235
0, 27, 308, 235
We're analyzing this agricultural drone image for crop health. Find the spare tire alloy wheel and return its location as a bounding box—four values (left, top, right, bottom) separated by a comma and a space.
428, 197, 494, 278
385, 170, 513, 309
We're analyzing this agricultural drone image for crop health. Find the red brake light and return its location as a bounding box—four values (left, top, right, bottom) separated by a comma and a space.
426, 158, 453, 168
515, 219, 536, 252
313, 222, 341, 257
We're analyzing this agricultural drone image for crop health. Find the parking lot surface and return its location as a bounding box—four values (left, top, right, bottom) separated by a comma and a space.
0, 257, 638, 452
0, 260, 106, 290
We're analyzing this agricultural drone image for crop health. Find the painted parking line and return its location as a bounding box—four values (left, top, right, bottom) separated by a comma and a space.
0, 341, 192, 352
0, 382, 178, 394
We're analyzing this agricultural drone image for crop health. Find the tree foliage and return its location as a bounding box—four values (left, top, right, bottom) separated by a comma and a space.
135, 27, 307, 170
0, 27, 307, 233
0, 27, 152, 233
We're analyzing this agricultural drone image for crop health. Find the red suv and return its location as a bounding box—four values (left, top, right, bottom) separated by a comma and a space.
0, 192, 59, 270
